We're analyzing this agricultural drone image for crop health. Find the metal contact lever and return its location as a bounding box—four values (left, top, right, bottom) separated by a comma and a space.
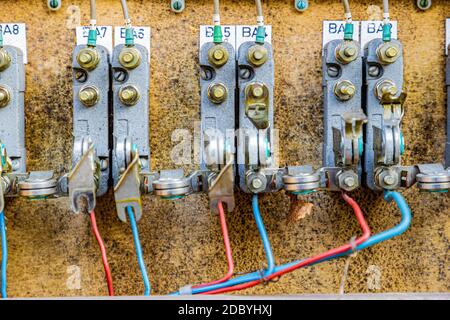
208, 157, 235, 213
114, 152, 142, 222
68, 143, 98, 214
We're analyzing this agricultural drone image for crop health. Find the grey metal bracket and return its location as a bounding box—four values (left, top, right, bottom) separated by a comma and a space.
363, 38, 404, 191
322, 39, 365, 192
445, 47, 450, 169
68, 142, 98, 214
237, 41, 277, 194
0, 45, 26, 177
72, 44, 110, 197
111, 44, 150, 186
114, 152, 143, 222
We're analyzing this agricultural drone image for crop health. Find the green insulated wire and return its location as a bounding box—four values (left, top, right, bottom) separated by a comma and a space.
87, 0, 97, 46
213, 0, 222, 44
342, 0, 353, 40
255, 0, 266, 44
382, 0, 391, 42
120, 0, 135, 46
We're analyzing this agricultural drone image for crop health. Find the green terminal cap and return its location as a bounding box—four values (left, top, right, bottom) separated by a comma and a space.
382, 23, 392, 42
344, 23, 354, 41
87, 29, 97, 47
125, 27, 135, 46
256, 25, 266, 44
213, 25, 223, 44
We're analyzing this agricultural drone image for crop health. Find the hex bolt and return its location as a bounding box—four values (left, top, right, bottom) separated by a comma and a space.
327, 65, 340, 78
77, 48, 100, 71
0, 49, 11, 71
375, 80, 398, 100
0, 86, 11, 108
334, 80, 356, 101
247, 45, 268, 67
252, 85, 264, 98
252, 178, 264, 189
336, 42, 358, 64
208, 83, 228, 104
208, 45, 229, 67
119, 47, 141, 69
119, 85, 140, 106
78, 85, 99, 107
344, 176, 356, 188
383, 175, 396, 186
377, 42, 401, 64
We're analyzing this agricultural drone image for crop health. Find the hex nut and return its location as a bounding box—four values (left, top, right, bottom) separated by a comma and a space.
377, 42, 401, 65
337, 170, 359, 192
334, 80, 356, 101
78, 85, 100, 107
0, 86, 11, 108
0, 49, 11, 71
335, 41, 359, 64
207, 83, 228, 104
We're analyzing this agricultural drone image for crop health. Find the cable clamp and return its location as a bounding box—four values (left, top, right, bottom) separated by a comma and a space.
179, 285, 193, 295
344, 12, 352, 22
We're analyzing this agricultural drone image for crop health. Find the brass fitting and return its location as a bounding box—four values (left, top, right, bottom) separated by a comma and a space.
0, 49, 11, 72
0, 86, 11, 108
377, 42, 401, 64
119, 47, 142, 69
78, 85, 100, 107
247, 44, 268, 67
208, 83, 228, 104
208, 45, 229, 68
77, 47, 100, 71
334, 80, 356, 101
375, 79, 398, 100
119, 85, 140, 106
335, 41, 358, 64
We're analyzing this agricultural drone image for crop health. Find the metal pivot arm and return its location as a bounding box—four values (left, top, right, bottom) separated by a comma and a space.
323, 39, 365, 192
114, 150, 143, 222
237, 40, 279, 194
68, 139, 98, 214
72, 44, 110, 197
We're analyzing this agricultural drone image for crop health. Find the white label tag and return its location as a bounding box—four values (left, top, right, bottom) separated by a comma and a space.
360, 20, 398, 53
0, 23, 27, 64
236, 25, 272, 49
76, 26, 113, 54
446, 19, 450, 55
114, 26, 151, 62
322, 21, 360, 54
199, 25, 236, 49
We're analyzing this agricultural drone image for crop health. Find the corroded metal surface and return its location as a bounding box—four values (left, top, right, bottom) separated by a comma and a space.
1, 0, 449, 297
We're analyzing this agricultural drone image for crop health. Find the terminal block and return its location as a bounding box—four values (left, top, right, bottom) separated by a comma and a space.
112, 43, 150, 222
364, 38, 450, 192
322, 38, 366, 192
69, 44, 110, 213
236, 39, 280, 194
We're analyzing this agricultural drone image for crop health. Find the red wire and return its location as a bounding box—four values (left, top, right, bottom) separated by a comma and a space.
194, 201, 235, 288
89, 210, 115, 296
202, 192, 371, 295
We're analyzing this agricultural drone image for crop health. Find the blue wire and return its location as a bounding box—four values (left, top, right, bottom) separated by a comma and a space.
170, 190, 411, 295
251, 194, 275, 274
0, 211, 7, 298
127, 206, 151, 296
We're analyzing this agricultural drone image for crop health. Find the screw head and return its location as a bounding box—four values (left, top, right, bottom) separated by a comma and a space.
296, 0, 309, 12
78, 85, 99, 107
377, 42, 401, 64
208, 83, 228, 104
208, 45, 229, 67
11, 159, 20, 171
252, 85, 264, 98
385, 46, 399, 58
119, 47, 142, 69
77, 48, 100, 71
334, 80, 356, 101
336, 42, 358, 64
252, 178, 263, 189
344, 176, 356, 187
344, 46, 356, 57
119, 85, 140, 106
368, 65, 381, 77
327, 65, 340, 78
0, 86, 10, 108
383, 175, 396, 185
100, 159, 108, 171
